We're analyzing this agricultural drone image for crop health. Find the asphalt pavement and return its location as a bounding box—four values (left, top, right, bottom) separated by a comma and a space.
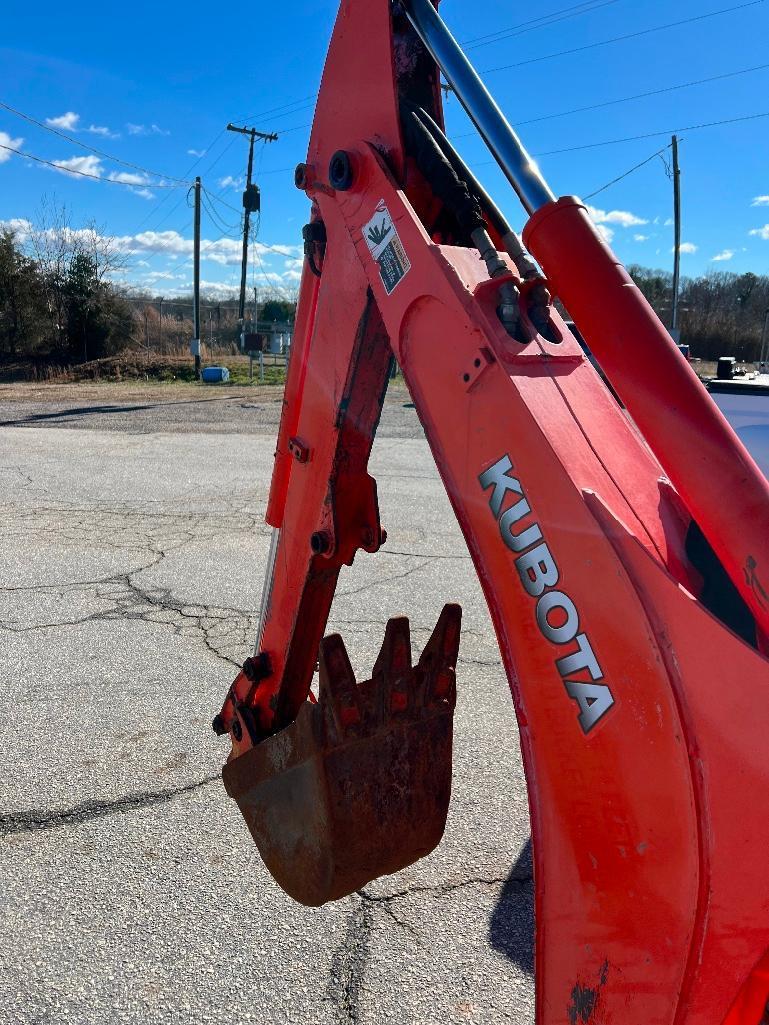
0, 385, 534, 1024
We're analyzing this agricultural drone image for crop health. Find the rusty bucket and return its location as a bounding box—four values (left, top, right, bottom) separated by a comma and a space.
223, 604, 461, 906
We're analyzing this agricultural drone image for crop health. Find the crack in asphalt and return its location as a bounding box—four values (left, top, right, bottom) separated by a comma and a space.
360, 872, 529, 907
380, 548, 471, 562
327, 901, 374, 1025
0, 773, 221, 836
1, 542, 258, 669
326, 871, 532, 1022
335, 557, 432, 600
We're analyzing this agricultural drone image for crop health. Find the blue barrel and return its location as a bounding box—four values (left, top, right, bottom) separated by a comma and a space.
201, 367, 230, 383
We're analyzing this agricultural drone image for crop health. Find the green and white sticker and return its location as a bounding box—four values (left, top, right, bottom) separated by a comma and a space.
363, 200, 411, 295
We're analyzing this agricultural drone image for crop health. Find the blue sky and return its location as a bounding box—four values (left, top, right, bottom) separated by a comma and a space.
1, 0, 768, 297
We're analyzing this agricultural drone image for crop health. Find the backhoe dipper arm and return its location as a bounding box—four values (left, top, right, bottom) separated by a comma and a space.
216, 2, 769, 1022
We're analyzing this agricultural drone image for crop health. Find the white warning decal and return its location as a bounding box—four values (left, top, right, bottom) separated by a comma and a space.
362, 200, 411, 295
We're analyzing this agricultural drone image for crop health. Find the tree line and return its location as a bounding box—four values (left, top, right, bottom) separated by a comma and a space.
627, 265, 769, 362
1, 211, 767, 372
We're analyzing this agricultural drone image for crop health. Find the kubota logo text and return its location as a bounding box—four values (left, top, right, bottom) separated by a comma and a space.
479, 455, 614, 733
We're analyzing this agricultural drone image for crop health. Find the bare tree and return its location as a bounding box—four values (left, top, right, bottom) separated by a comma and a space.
27, 198, 128, 351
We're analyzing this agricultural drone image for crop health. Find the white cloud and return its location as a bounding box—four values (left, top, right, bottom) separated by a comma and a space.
664, 217, 674, 227
131, 188, 155, 201
144, 270, 181, 281
262, 243, 295, 257
752, 196, 769, 207
594, 224, 614, 244
217, 175, 243, 190
676, 242, 698, 254
46, 111, 80, 131
633, 234, 649, 242
107, 171, 149, 185
1, 214, 299, 294
86, 124, 119, 139
127, 123, 169, 136
187, 148, 206, 157
198, 280, 240, 298
0, 217, 32, 238
712, 249, 735, 262
51, 154, 103, 178
586, 205, 648, 228
0, 131, 23, 162
107, 228, 300, 268
750, 224, 769, 240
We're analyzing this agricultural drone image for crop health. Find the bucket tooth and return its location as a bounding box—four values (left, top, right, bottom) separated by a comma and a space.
222, 603, 462, 906
318, 632, 363, 736
372, 616, 412, 717
419, 603, 461, 706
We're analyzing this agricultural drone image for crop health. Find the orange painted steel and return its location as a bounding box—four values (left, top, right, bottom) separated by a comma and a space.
216, 2, 769, 1021
524, 197, 769, 643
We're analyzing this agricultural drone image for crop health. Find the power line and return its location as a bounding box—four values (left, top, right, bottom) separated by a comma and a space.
243, 99, 769, 183
224, 58, 769, 183
261, 59, 769, 151
464, 0, 622, 50
236, 95, 317, 124
480, 0, 766, 75
203, 188, 242, 217
582, 143, 673, 200
466, 108, 769, 169
128, 131, 241, 240
258, 240, 300, 257
275, 122, 312, 136
255, 165, 296, 177
238, 0, 762, 128
0, 142, 182, 186
534, 109, 769, 157
201, 190, 241, 236
253, 246, 293, 301
0, 98, 189, 184
130, 129, 228, 235
231, 3, 623, 126
453, 61, 769, 138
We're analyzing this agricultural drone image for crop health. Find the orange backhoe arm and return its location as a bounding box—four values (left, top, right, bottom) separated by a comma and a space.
214, 2, 769, 1022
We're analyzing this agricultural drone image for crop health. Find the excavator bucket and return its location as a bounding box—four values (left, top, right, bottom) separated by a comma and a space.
223, 605, 461, 906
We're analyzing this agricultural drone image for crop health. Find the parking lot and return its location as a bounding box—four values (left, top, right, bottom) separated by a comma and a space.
0, 383, 533, 1025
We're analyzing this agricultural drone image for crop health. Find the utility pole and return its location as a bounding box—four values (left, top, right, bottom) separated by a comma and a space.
760, 308, 769, 371
254, 285, 264, 383
226, 123, 277, 350
192, 176, 202, 379
671, 135, 682, 337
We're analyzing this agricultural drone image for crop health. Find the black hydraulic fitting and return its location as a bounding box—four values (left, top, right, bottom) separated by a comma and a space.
295, 163, 309, 189
328, 150, 354, 191
302, 220, 327, 278
310, 531, 331, 555
243, 652, 272, 684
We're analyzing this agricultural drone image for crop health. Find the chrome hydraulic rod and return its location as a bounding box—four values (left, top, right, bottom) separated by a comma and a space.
255, 526, 280, 654
402, 0, 555, 215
